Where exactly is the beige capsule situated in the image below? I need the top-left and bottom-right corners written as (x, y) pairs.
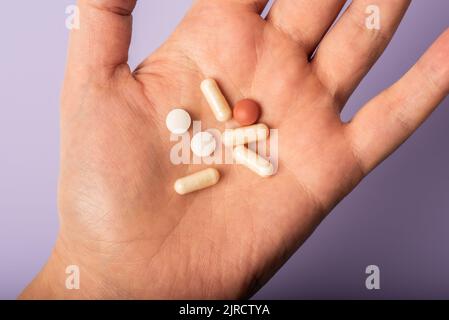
top-left (233, 145), bottom-right (274, 177)
top-left (200, 79), bottom-right (232, 122)
top-left (223, 123), bottom-right (269, 147)
top-left (174, 168), bottom-right (221, 195)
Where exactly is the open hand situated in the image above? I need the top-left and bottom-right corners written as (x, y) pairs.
top-left (21, 0), bottom-right (448, 299)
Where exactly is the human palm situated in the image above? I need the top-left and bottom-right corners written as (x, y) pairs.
top-left (22, 0), bottom-right (448, 299)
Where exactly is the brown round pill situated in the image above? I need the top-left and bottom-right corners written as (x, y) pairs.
top-left (233, 99), bottom-right (261, 126)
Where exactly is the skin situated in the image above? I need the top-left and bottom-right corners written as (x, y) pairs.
top-left (20, 0), bottom-right (448, 299)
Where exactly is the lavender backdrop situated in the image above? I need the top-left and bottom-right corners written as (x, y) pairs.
top-left (0, 0), bottom-right (447, 299)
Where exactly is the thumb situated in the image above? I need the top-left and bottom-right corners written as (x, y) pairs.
top-left (66, 0), bottom-right (137, 81)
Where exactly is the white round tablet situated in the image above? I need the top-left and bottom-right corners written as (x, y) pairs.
top-left (191, 132), bottom-right (217, 157)
top-left (166, 108), bottom-right (191, 134)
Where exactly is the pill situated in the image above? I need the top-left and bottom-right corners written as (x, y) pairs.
top-left (166, 108), bottom-right (192, 134)
top-left (200, 79), bottom-right (232, 122)
top-left (191, 131), bottom-right (217, 157)
top-left (233, 145), bottom-right (274, 177)
top-left (223, 123), bottom-right (269, 146)
top-left (174, 168), bottom-right (221, 195)
top-left (233, 99), bottom-right (261, 126)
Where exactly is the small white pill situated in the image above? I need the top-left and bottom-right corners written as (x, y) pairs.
top-left (174, 168), bottom-right (221, 195)
top-left (233, 145), bottom-right (274, 177)
top-left (223, 123), bottom-right (269, 146)
top-left (166, 108), bottom-right (192, 134)
top-left (200, 79), bottom-right (232, 122)
top-left (191, 132), bottom-right (217, 157)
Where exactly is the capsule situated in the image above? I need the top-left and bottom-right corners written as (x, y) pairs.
top-left (233, 145), bottom-right (274, 177)
top-left (174, 168), bottom-right (220, 195)
top-left (223, 123), bottom-right (269, 146)
top-left (200, 79), bottom-right (232, 122)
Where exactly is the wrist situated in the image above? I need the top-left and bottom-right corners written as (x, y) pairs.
top-left (19, 236), bottom-right (109, 299)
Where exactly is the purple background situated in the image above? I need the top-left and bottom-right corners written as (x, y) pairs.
top-left (0, 1), bottom-right (448, 299)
